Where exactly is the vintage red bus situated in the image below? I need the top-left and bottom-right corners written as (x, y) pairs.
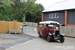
top-left (37, 21), bottom-right (65, 43)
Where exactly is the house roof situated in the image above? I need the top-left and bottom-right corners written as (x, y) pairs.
top-left (42, 0), bottom-right (75, 12)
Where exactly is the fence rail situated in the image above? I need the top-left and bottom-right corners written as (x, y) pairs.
top-left (25, 22), bottom-right (37, 27)
top-left (60, 26), bottom-right (75, 37)
top-left (0, 21), bottom-right (23, 33)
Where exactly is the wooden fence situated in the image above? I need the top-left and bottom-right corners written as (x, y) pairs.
top-left (0, 21), bottom-right (23, 33)
top-left (60, 26), bottom-right (75, 37)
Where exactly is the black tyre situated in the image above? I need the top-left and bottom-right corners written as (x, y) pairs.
top-left (38, 32), bottom-right (41, 38)
top-left (60, 37), bottom-right (64, 43)
top-left (47, 35), bottom-right (51, 42)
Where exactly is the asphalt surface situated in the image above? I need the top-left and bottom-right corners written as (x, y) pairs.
top-left (6, 26), bottom-right (74, 50)
top-left (0, 34), bottom-right (36, 50)
top-left (0, 26), bottom-right (38, 50)
top-left (6, 37), bottom-right (75, 50)
top-left (1, 26), bottom-right (75, 50)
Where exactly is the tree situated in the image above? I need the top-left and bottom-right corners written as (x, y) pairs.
top-left (11, 0), bottom-right (26, 22)
top-left (0, 0), bottom-right (44, 23)
top-left (0, 0), bottom-right (12, 21)
top-left (0, 6), bottom-right (12, 21)
top-left (25, 0), bottom-right (44, 23)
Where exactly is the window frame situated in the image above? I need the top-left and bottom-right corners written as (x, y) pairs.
top-left (49, 13), bottom-right (59, 19)
top-left (56, 13), bottom-right (59, 18)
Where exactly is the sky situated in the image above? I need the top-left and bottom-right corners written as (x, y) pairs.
top-left (35, 0), bottom-right (64, 9)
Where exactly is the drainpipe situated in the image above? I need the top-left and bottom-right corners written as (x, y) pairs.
top-left (42, 13), bottom-right (44, 22)
top-left (65, 11), bottom-right (68, 26)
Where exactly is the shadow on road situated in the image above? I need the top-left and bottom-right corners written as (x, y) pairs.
top-left (39, 38), bottom-right (62, 43)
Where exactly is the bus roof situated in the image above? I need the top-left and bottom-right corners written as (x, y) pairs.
top-left (39, 21), bottom-right (59, 24)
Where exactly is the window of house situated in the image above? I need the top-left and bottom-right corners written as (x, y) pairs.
top-left (51, 13), bottom-right (53, 18)
top-left (49, 13), bottom-right (59, 19)
top-left (49, 13), bottom-right (50, 19)
top-left (54, 13), bottom-right (57, 18)
top-left (56, 13), bottom-right (59, 18)
top-left (49, 13), bottom-right (54, 19)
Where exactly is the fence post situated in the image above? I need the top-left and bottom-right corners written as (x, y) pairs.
top-left (22, 25), bottom-right (23, 34)
top-left (32, 23), bottom-right (34, 33)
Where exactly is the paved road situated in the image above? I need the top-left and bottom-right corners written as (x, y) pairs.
top-left (6, 26), bottom-right (75, 50)
top-left (6, 37), bottom-right (75, 50)
top-left (0, 34), bottom-right (36, 50)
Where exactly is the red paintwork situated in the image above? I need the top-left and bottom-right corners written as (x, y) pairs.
top-left (49, 29), bottom-right (56, 33)
top-left (37, 24), bottom-right (60, 38)
top-left (43, 28), bottom-right (57, 37)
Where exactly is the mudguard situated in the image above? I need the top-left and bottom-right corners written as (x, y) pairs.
top-left (60, 33), bottom-right (65, 37)
top-left (48, 33), bottom-right (52, 36)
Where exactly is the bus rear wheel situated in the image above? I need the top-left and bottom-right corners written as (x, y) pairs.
top-left (47, 35), bottom-right (51, 42)
top-left (38, 32), bottom-right (41, 38)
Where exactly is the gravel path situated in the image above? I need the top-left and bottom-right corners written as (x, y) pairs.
top-left (0, 34), bottom-right (36, 50)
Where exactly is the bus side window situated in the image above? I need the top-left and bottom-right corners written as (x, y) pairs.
top-left (44, 24), bottom-right (46, 28)
top-left (46, 24), bottom-right (48, 28)
top-left (42, 24), bottom-right (44, 28)
top-left (39, 24), bottom-right (42, 28)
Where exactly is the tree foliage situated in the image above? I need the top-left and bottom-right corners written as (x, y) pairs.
top-left (0, 0), bottom-right (11, 21)
top-left (0, 0), bottom-right (44, 23)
